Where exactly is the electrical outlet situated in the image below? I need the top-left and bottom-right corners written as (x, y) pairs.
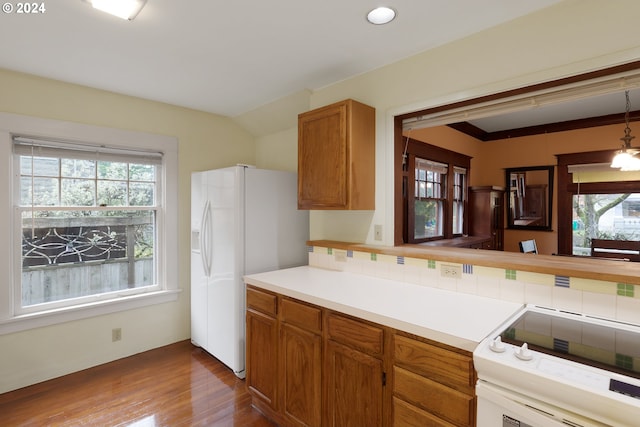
top-left (374, 224), bottom-right (383, 241)
top-left (441, 264), bottom-right (462, 279)
top-left (112, 328), bottom-right (122, 342)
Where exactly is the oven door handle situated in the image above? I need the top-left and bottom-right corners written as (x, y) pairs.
top-left (476, 381), bottom-right (608, 427)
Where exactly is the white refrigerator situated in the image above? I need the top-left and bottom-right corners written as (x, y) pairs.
top-left (190, 165), bottom-right (309, 378)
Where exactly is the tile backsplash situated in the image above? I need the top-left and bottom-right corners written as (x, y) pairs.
top-left (307, 244), bottom-right (640, 325)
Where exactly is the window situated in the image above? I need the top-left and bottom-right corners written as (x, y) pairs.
top-left (414, 158), bottom-right (446, 239)
top-left (0, 112), bottom-right (178, 335)
top-left (402, 139), bottom-right (471, 244)
top-left (15, 137), bottom-right (162, 313)
top-left (558, 152), bottom-right (640, 256)
top-left (572, 193), bottom-right (640, 256)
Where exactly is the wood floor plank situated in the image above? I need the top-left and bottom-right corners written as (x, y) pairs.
top-left (0, 340), bottom-right (275, 427)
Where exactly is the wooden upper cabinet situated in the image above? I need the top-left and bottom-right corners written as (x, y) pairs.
top-left (298, 99), bottom-right (375, 210)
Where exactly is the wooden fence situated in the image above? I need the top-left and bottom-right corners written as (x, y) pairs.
top-left (21, 258), bottom-right (153, 306)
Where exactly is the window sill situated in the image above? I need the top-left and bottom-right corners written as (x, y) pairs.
top-left (0, 289), bottom-right (181, 336)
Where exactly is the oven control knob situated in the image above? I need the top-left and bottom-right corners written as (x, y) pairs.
top-left (489, 336), bottom-right (506, 353)
top-left (515, 343), bottom-right (533, 361)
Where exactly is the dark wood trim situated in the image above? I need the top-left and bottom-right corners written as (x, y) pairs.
top-left (404, 138), bottom-right (471, 244)
top-left (446, 121), bottom-right (488, 140)
top-left (505, 166), bottom-right (554, 232)
top-left (408, 139), bottom-right (472, 166)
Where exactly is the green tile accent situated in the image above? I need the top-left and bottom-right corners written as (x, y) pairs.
top-left (370, 253), bottom-right (377, 261)
top-left (327, 248), bottom-right (333, 255)
top-left (616, 353), bottom-right (634, 370)
top-left (427, 259), bottom-right (436, 269)
top-left (617, 283), bottom-right (635, 297)
top-left (505, 269), bottom-right (517, 280)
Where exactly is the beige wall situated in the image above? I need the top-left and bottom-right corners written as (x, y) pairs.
top-left (0, 69), bottom-right (255, 393)
top-left (255, 127), bottom-right (299, 172)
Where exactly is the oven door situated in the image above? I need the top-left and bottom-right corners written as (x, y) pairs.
top-left (476, 381), bottom-right (608, 427)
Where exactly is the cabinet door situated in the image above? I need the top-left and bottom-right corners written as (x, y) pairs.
top-left (325, 340), bottom-right (384, 427)
top-left (298, 102), bottom-right (348, 209)
top-left (281, 323), bottom-right (322, 427)
top-left (469, 187), bottom-right (504, 251)
top-left (246, 309), bottom-right (278, 410)
top-left (298, 99), bottom-right (375, 210)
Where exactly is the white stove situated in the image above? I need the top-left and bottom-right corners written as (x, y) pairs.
top-left (474, 305), bottom-right (640, 426)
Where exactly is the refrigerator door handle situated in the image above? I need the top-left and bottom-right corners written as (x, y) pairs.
top-left (201, 200), bottom-right (212, 277)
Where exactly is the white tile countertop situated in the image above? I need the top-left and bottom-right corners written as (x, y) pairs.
top-left (244, 266), bottom-right (523, 352)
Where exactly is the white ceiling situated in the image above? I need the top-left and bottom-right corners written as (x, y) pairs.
top-left (0, 0), bottom-right (562, 118)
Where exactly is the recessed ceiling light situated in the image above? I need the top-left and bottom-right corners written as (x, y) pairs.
top-left (367, 7), bottom-right (396, 25)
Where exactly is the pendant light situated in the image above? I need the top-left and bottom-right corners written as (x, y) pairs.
top-left (610, 90), bottom-right (640, 171)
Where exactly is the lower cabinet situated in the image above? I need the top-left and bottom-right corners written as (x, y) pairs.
top-left (325, 340), bottom-right (385, 426)
top-left (280, 298), bottom-right (323, 427)
top-left (325, 312), bottom-right (386, 427)
top-left (246, 286), bottom-right (477, 427)
top-left (246, 289), bottom-right (278, 412)
top-left (393, 333), bottom-right (476, 427)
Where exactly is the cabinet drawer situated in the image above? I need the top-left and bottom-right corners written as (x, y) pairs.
top-left (281, 297), bottom-right (322, 333)
top-left (327, 313), bottom-right (384, 356)
top-left (393, 366), bottom-right (474, 427)
top-left (392, 397), bottom-right (457, 427)
top-left (247, 287), bottom-right (277, 316)
top-left (394, 335), bottom-right (474, 393)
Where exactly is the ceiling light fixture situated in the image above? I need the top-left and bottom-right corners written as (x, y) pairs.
top-left (610, 90), bottom-right (640, 171)
top-left (367, 7), bottom-right (396, 25)
top-left (84, 0), bottom-right (147, 20)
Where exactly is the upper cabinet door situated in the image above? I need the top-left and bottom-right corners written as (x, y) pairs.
top-left (298, 99), bottom-right (375, 210)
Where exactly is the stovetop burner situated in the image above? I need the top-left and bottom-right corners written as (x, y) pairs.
top-left (498, 307), bottom-right (640, 379)
top-left (474, 305), bottom-right (640, 426)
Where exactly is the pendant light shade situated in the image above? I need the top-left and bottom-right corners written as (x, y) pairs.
top-left (611, 90), bottom-right (640, 171)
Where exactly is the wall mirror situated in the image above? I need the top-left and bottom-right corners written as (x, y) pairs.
top-left (506, 166), bottom-right (554, 231)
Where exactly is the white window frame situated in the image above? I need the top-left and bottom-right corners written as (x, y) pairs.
top-left (0, 112), bottom-right (179, 335)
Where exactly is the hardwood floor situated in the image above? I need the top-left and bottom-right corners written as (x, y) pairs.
top-left (0, 340), bottom-right (276, 427)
